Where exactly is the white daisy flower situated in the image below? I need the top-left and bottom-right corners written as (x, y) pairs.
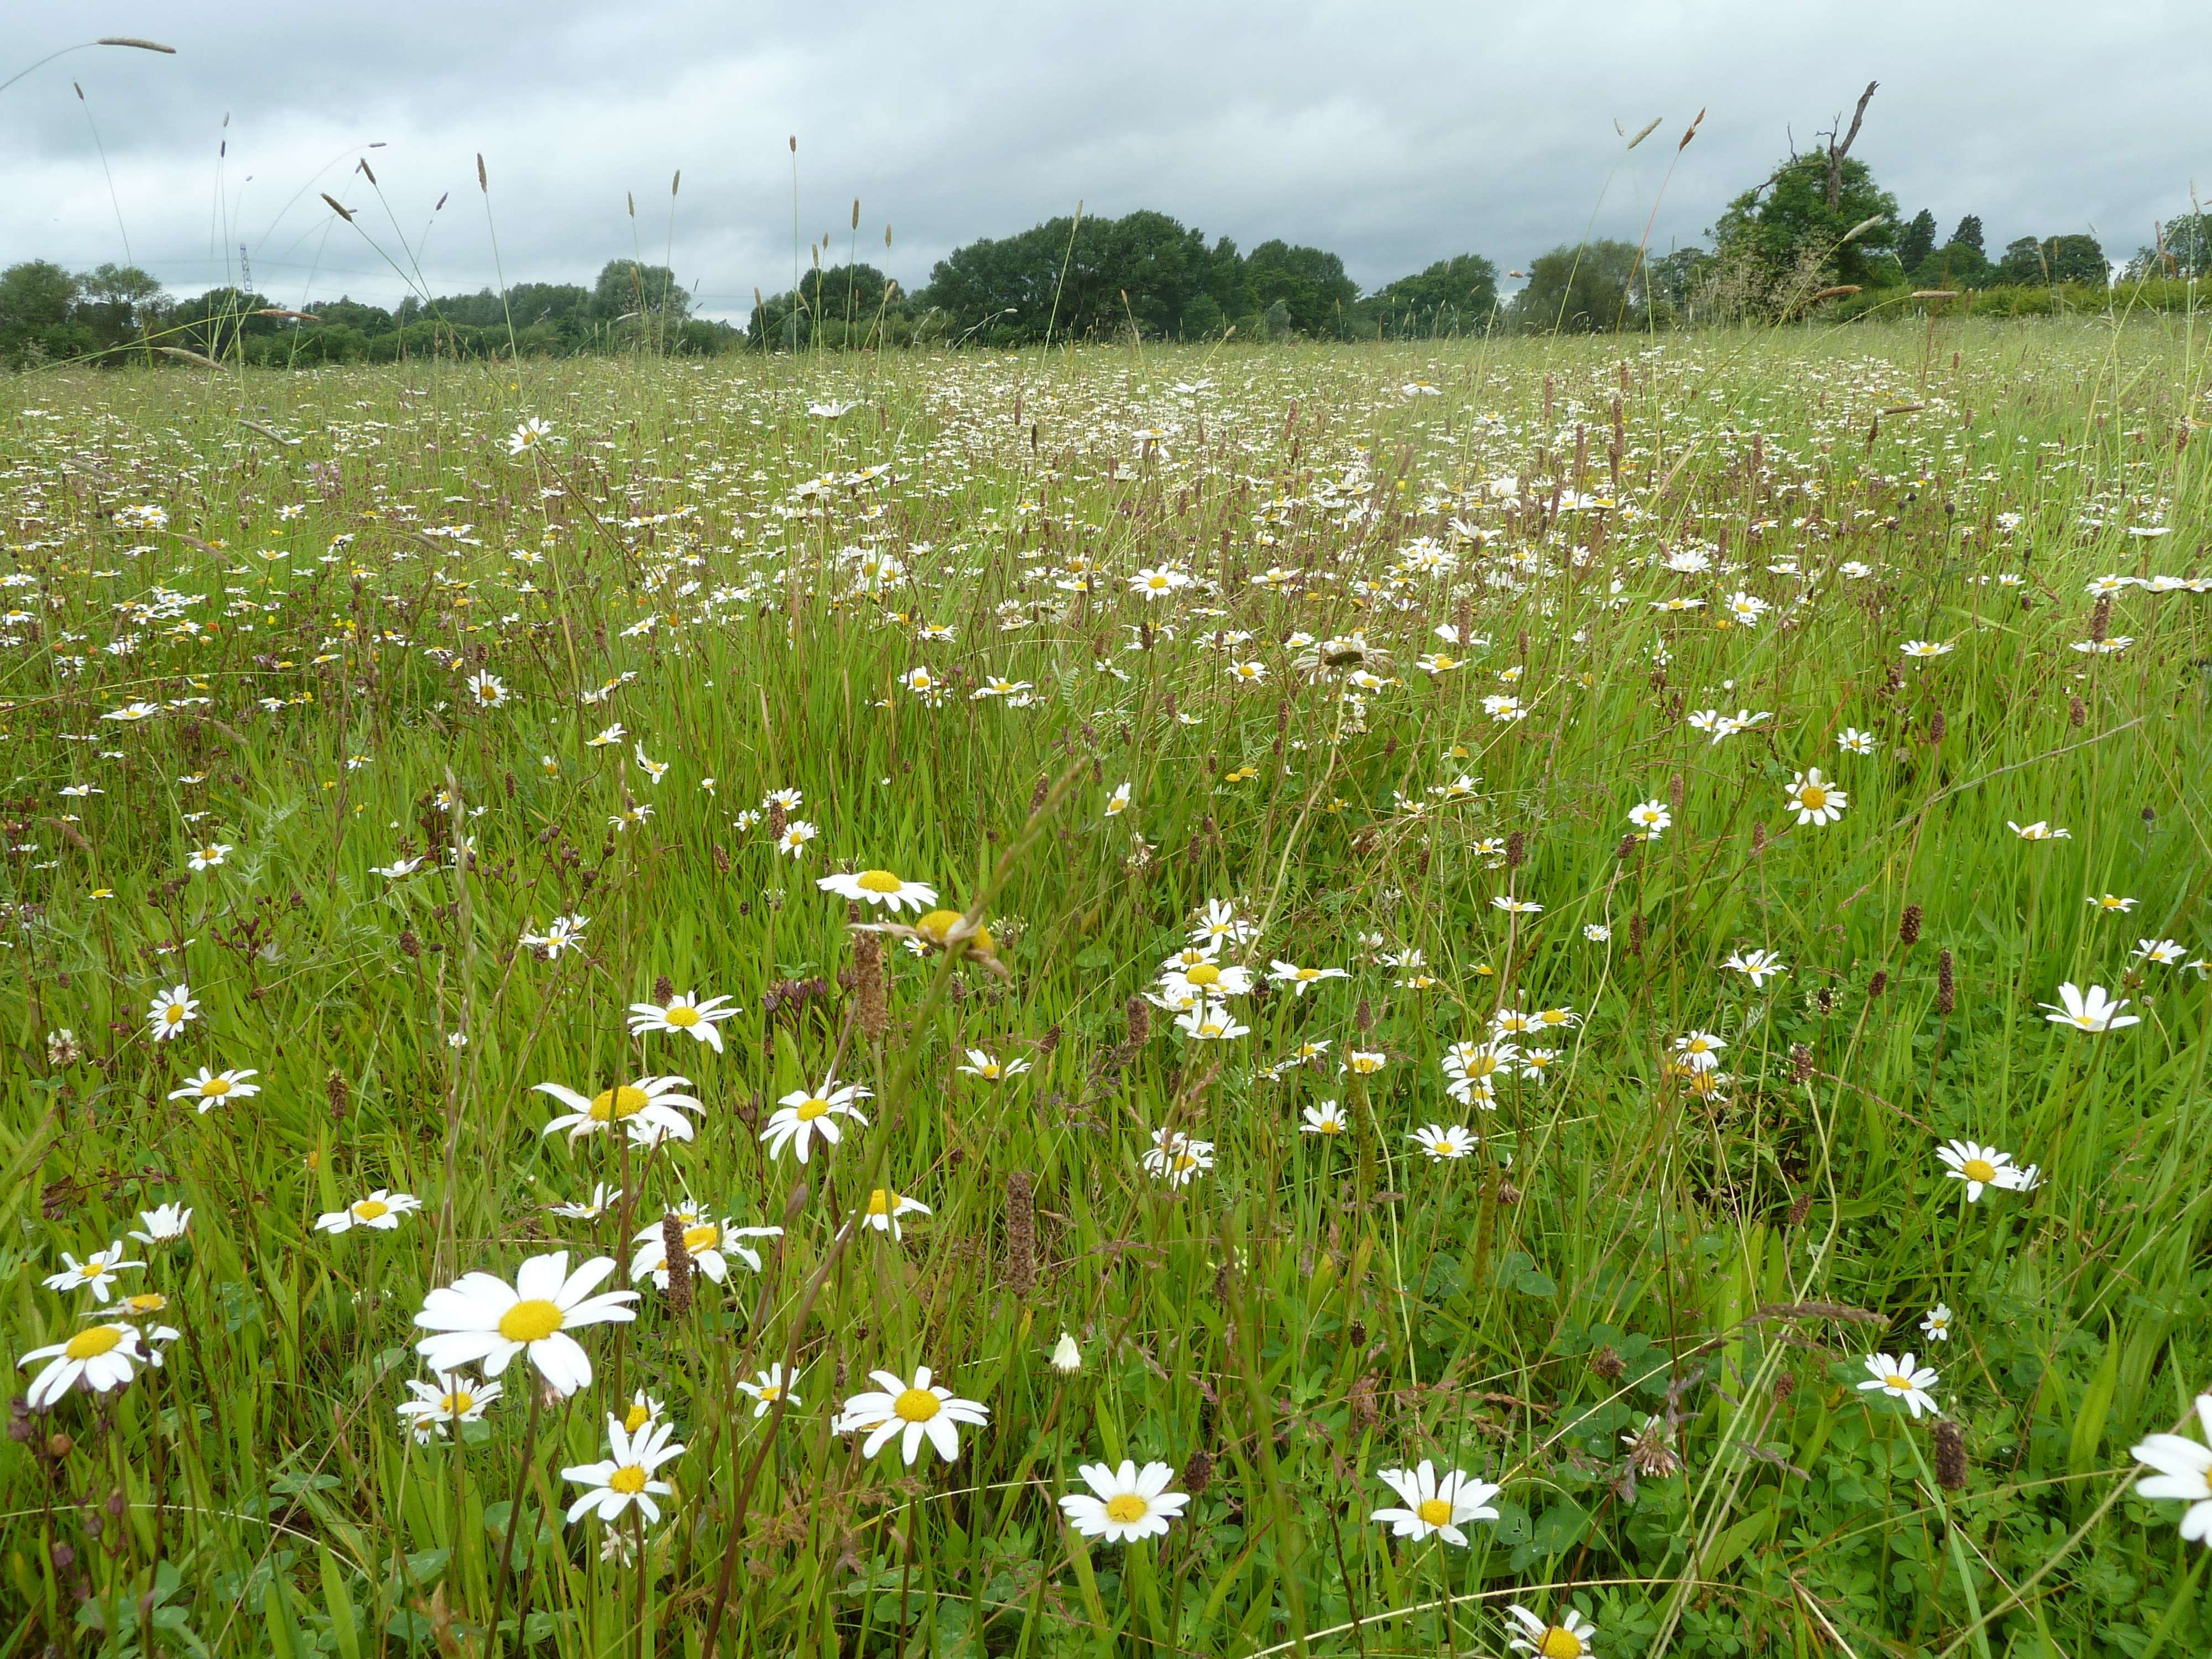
top-left (535, 1076), bottom-right (703, 1146)
top-left (817, 868), bottom-right (939, 912)
top-left (625, 992), bottom-right (741, 1051)
top-left (1858, 1351), bottom-right (1939, 1417)
top-left (1368, 1460), bottom-right (1500, 1546)
top-left (2132, 1394), bottom-right (2212, 1545)
top-left (18, 1321), bottom-right (171, 1409)
top-left (166, 1066), bottom-right (260, 1112)
top-left (2039, 982), bottom-right (2140, 1032)
top-left (413, 1251), bottom-right (638, 1396)
top-left (395, 1375), bottom-right (500, 1443)
top-left (760, 1078), bottom-right (872, 1164)
top-left (316, 1190), bottom-right (422, 1234)
top-left (834, 1365), bottom-right (989, 1464)
top-left (1060, 1460), bottom-right (1190, 1544)
top-left (44, 1243), bottom-right (144, 1304)
top-left (562, 1416), bottom-right (685, 1527)
top-left (145, 984), bottom-right (199, 1042)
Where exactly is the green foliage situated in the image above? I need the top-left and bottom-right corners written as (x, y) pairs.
top-left (1712, 152), bottom-right (1900, 286)
top-left (1509, 239), bottom-right (1647, 332)
top-left (1897, 209), bottom-right (1938, 273)
top-left (1362, 254), bottom-right (1500, 337)
top-left (1243, 239), bottom-right (1360, 338)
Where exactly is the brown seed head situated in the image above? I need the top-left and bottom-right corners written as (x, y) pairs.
top-left (852, 930), bottom-right (888, 1039)
top-left (659, 1213), bottom-right (693, 1316)
top-left (1004, 1170), bottom-right (1036, 1296)
top-left (1180, 1447), bottom-right (1214, 1499)
top-left (1785, 1184), bottom-right (1814, 1225)
top-left (1592, 1345), bottom-right (1626, 1383)
top-left (1937, 948), bottom-right (1955, 1015)
top-left (1934, 1419), bottom-right (1968, 1490)
top-left (1899, 904), bottom-right (1922, 947)
top-left (653, 974), bottom-right (674, 1008)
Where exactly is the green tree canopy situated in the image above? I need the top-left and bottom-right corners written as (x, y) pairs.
top-left (1509, 239), bottom-right (1647, 333)
top-left (1711, 152), bottom-right (1899, 286)
top-left (1949, 215), bottom-right (1985, 256)
top-left (915, 211), bottom-right (1222, 345)
top-left (589, 260), bottom-right (689, 322)
top-left (1363, 254), bottom-right (1500, 336)
top-left (1244, 240), bottom-right (1360, 338)
top-left (1897, 210), bottom-right (1937, 273)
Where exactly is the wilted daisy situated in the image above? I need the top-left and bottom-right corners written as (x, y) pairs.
top-left (1858, 1352), bottom-right (1939, 1417)
top-left (957, 1048), bottom-right (1031, 1080)
top-left (562, 1416), bottom-right (685, 1527)
top-left (736, 1364), bottom-right (801, 1418)
top-left (1936, 1139), bottom-right (2018, 1202)
top-left (760, 1078), bottom-right (871, 1164)
top-left (1784, 769), bottom-right (1847, 826)
top-left (166, 1066), bottom-right (259, 1112)
top-left (44, 1243), bottom-right (144, 1303)
top-left (859, 1187), bottom-right (932, 1241)
top-left (146, 985), bottom-right (199, 1042)
top-left (1411, 1124), bottom-right (1478, 1161)
top-left (1142, 1128), bottom-right (1214, 1186)
top-left (818, 868), bottom-right (938, 912)
top-left (2132, 1395), bottom-right (2212, 1545)
top-left (1369, 1461), bottom-right (1501, 1546)
top-left (395, 1375), bottom-right (500, 1443)
top-left (1921, 1303), bottom-right (1954, 1343)
top-left (625, 992), bottom-right (740, 1051)
top-left (19, 1321), bottom-right (169, 1410)
top-left (1505, 1604), bottom-right (1600, 1658)
top-left (128, 1204), bottom-right (192, 1246)
top-left (1300, 1100), bottom-right (1348, 1136)
top-left (2007, 820), bottom-right (2070, 841)
top-left (1267, 960), bottom-right (1349, 995)
top-left (536, 1076), bottom-right (703, 1145)
top-left (414, 1251), bottom-right (638, 1396)
top-left (1061, 1460), bottom-right (1190, 1544)
top-left (1721, 948), bottom-right (1787, 987)
top-left (316, 1191), bottom-right (422, 1234)
top-left (835, 1365), bottom-right (989, 1464)
top-left (2039, 982), bottom-right (2140, 1032)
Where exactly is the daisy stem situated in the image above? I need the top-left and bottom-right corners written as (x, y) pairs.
top-left (487, 1380), bottom-right (543, 1655)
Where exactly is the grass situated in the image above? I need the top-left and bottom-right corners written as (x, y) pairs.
top-left (2, 313), bottom-right (2209, 1658)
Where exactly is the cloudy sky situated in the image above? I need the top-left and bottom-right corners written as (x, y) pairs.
top-left (4, 1), bottom-right (2204, 320)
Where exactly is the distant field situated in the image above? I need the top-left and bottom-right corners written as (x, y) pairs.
top-left (2, 317), bottom-right (2208, 1657)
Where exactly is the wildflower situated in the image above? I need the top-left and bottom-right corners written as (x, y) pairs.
top-left (536, 1076), bottom-right (703, 1145)
top-left (19, 1322), bottom-right (169, 1410)
top-left (1672, 1030), bottom-right (1726, 1072)
top-left (1131, 566), bottom-right (1192, 599)
top-left (187, 842), bottom-right (232, 871)
top-left (736, 1364), bottom-right (801, 1417)
top-left (760, 1078), bottom-right (871, 1163)
top-left (2135, 938), bottom-right (2186, 966)
top-left (508, 417), bottom-right (552, 455)
top-left (1049, 1332), bottom-right (1083, 1374)
top-left (1103, 782), bottom-right (1133, 820)
top-left (1174, 1003), bottom-right (1249, 1041)
top-left (1492, 895), bottom-right (1542, 915)
top-left (1583, 924), bottom-right (1612, 942)
top-left (770, 819), bottom-right (820, 858)
top-left (1163, 959), bottom-right (1254, 998)
top-left (1785, 768), bottom-right (1848, 826)
top-left (1858, 1352), bottom-right (1939, 1417)
top-left (562, 1416), bottom-right (685, 1527)
top-left (519, 913), bottom-right (589, 957)
top-left (957, 1049), bottom-right (1031, 1080)
top-left (146, 984), bottom-right (199, 1042)
top-left (44, 1244), bottom-right (144, 1304)
top-left (633, 742), bottom-right (670, 785)
top-left (1721, 948), bottom-right (1787, 987)
top-left (128, 1204), bottom-right (192, 1246)
top-left (373, 855), bottom-right (425, 879)
top-left (1190, 899), bottom-right (1258, 948)
top-left (1900, 639), bottom-right (1954, 659)
top-left (834, 1365), bottom-right (989, 1464)
top-left (1836, 727), bottom-right (1880, 754)
top-left (550, 1184), bottom-right (622, 1220)
top-left (818, 868), bottom-right (938, 913)
top-left (586, 723), bottom-right (625, 748)
top-left (1345, 1048), bottom-right (1387, 1077)
top-left (1444, 1041), bottom-right (1513, 1103)
top-left (396, 1375), bottom-right (500, 1443)
top-left (1936, 1139), bottom-right (2018, 1202)
top-left (1369, 1461), bottom-right (1501, 1546)
top-left (1412, 1124), bottom-right (1478, 1161)
top-left (625, 992), bottom-right (741, 1052)
top-left (1627, 800), bottom-right (1671, 836)
top-left (1921, 1303), bottom-right (1953, 1343)
top-left (1621, 1415), bottom-right (1681, 1478)
top-left (316, 1191), bottom-right (422, 1234)
top-left (46, 1029), bottom-right (81, 1066)
top-left (629, 1212), bottom-right (780, 1287)
top-left (1506, 1605), bottom-right (1600, 1658)
top-left (1267, 960), bottom-right (1349, 995)
top-left (2007, 821), bottom-right (2070, 840)
top-left (414, 1251), bottom-right (638, 1396)
top-left (1141, 1128), bottom-right (1215, 1186)
top-left (166, 1066), bottom-right (260, 1112)
top-left (2131, 1395), bottom-right (2212, 1545)
top-left (1061, 1460), bottom-right (1191, 1544)
top-left (1300, 1100), bottom-right (1348, 1136)
top-left (860, 1187), bottom-right (932, 1241)
top-left (2087, 894), bottom-right (2138, 914)
top-left (2039, 982), bottom-right (2140, 1032)
top-left (465, 671), bottom-right (510, 708)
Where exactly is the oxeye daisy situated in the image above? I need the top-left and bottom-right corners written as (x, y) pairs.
top-left (776, 819), bottom-right (820, 855)
top-left (395, 1375), bottom-right (501, 1443)
top-left (1411, 1123), bottom-right (1478, 1161)
top-left (128, 1204), bottom-right (192, 1246)
top-left (535, 1076), bottom-right (703, 1146)
top-left (737, 1363), bottom-right (801, 1418)
top-left (44, 1243), bottom-right (144, 1303)
top-left (1784, 768), bottom-right (1847, 826)
top-left (18, 1321), bottom-right (170, 1410)
top-left (413, 1251), bottom-right (638, 1396)
top-left (562, 1416), bottom-right (685, 1527)
top-left (1267, 960), bottom-right (1350, 995)
top-left (146, 984), bottom-right (199, 1042)
top-left (1173, 1003), bottom-right (1249, 1041)
top-left (1721, 948), bottom-right (1787, 987)
top-left (166, 1066), bottom-right (260, 1112)
top-left (859, 1187), bottom-right (932, 1241)
top-left (1369, 1460), bottom-right (1500, 1546)
top-left (1164, 961), bottom-right (1254, 999)
top-left (1900, 639), bottom-right (1954, 659)
top-left (2006, 820), bottom-right (2069, 841)
top-left (1103, 782), bottom-right (1132, 817)
top-left (2039, 982), bottom-right (2139, 1032)
top-left (628, 1210), bottom-right (781, 1288)
top-left (817, 868), bottom-right (938, 913)
top-left (1300, 1100), bottom-right (1348, 1136)
top-left (1141, 1128), bottom-right (1214, 1186)
top-left (1858, 1351), bottom-right (1939, 1417)
top-left (1835, 727), bottom-right (1879, 754)
top-left (186, 841), bottom-right (233, 872)
top-left (2132, 1394), bottom-right (2212, 1545)
top-left (914, 909), bottom-right (997, 954)
top-left (760, 1078), bottom-right (871, 1164)
top-left (834, 1365), bottom-right (989, 1464)
top-left (1921, 1303), bottom-right (1953, 1343)
top-left (1627, 799), bottom-right (1671, 836)
top-left (1505, 1604), bottom-right (1601, 1658)
top-left (957, 1048), bottom-right (1031, 1080)
top-left (1935, 1138), bottom-right (2017, 1201)
top-left (316, 1190), bottom-right (422, 1234)
top-left (625, 992), bottom-right (741, 1051)
top-left (1060, 1460), bottom-right (1190, 1543)
top-left (1672, 1030), bottom-right (1726, 1072)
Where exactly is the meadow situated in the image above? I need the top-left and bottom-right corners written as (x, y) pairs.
top-left (1, 314), bottom-right (2209, 1657)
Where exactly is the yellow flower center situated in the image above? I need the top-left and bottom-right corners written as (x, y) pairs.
top-left (164, 1005), bottom-right (185, 1024)
top-left (588, 1086), bottom-right (649, 1121)
top-left (1799, 785), bottom-right (1828, 808)
top-left (65, 1326), bottom-right (125, 1360)
top-left (1296, 967), bottom-right (1321, 981)
top-left (353, 1199), bottom-right (389, 1220)
top-left (682, 1223), bottom-right (719, 1253)
top-left (625, 1402), bottom-right (652, 1433)
top-left (1185, 963), bottom-right (1222, 987)
top-left (608, 1465), bottom-right (648, 1494)
top-left (1539, 1629), bottom-right (1586, 1659)
top-left (1105, 1494), bottom-right (1150, 1524)
top-left (1884, 1374), bottom-right (1914, 1392)
top-left (665, 1005), bottom-right (700, 1027)
top-left (1962, 1157), bottom-right (1996, 1183)
top-left (893, 1387), bottom-right (941, 1422)
top-left (1417, 1498), bottom-right (1454, 1526)
top-left (498, 1298), bottom-right (564, 1343)
top-left (200, 1076), bottom-right (231, 1096)
top-left (446, 1392), bottom-right (475, 1416)
top-left (867, 1190), bottom-right (899, 1215)
top-left (122, 1293), bottom-right (166, 1314)
top-left (1172, 1151), bottom-right (1201, 1171)
top-left (857, 869), bottom-right (904, 893)
top-left (795, 1098), bottom-right (829, 1121)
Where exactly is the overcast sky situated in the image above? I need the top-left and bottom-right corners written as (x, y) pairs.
top-left (3, 1), bottom-right (2204, 321)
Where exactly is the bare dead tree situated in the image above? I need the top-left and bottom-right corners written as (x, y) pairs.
top-left (1824, 82), bottom-right (1879, 209)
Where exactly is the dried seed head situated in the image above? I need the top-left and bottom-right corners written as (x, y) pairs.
top-left (1771, 1369), bottom-right (1796, 1406)
top-left (852, 930), bottom-right (888, 1039)
top-left (398, 929), bottom-right (421, 959)
top-left (1181, 1447), bottom-right (1214, 1498)
top-left (1933, 1419), bottom-right (1968, 1490)
top-left (1592, 1345), bottom-right (1626, 1383)
top-left (1615, 833), bottom-right (1638, 862)
top-left (659, 1212), bottom-right (693, 1317)
top-left (653, 974), bottom-right (675, 1008)
top-left (1004, 1170), bottom-right (1036, 1296)
top-left (1750, 820), bottom-right (1766, 859)
top-left (1037, 1024), bottom-right (1061, 1056)
top-left (1496, 1177), bottom-right (1522, 1205)
top-left (1785, 1185), bottom-right (1814, 1225)
top-left (1028, 775), bottom-right (1050, 819)
top-left (2091, 592), bottom-right (2111, 644)
top-left (1815, 987), bottom-right (1833, 1016)
top-left (1899, 904), bottom-right (1922, 947)
top-left (327, 1070), bottom-right (350, 1121)
top-left (713, 842), bottom-right (731, 874)
top-left (2069, 694), bottom-right (2086, 728)
top-left (1354, 998), bottom-right (1374, 1033)
top-left (1668, 772), bottom-right (1684, 815)
top-left (766, 798), bottom-right (787, 843)
top-left (1505, 830), bottom-right (1526, 870)
top-left (1124, 995), bottom-right (1150, 1046)
top-left (1937, 948), bottom-right (1955, 1015)
top-left (1790, 1043), bottom-right (1814, 1082)
top-left (1627, 912), bottom-right (1645, 957)
top-left (1928, 709), bottom-right (1946, 745)
top-left (1867, 969), bottom-right (1888, 999)
top-left (1626, 1415), bottom-right (1682, 1478)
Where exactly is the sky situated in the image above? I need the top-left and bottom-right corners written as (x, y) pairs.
top-left (3, 1), bottom-right (2205, 322)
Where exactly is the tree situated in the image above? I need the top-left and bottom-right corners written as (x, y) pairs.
top-left (76, 263), bottom-right (165, 347)
top-left (1911, 237), bottom-right (1991, 290)
top-left (1949, 216), bottom-right (1984, 258)
top-left (2127, 211), bottom-right (2212, 279)
top-left (2041, 234), bottom-right (2107, 285)
top-left (1711, 153), bottom-right (1899, 288)
top-left (0, 260), bottom-right (88, 365)
top-left (916, 211), bottom-right (1219, 345)
top-left (1244, 241), bottom-right (1359, 338)
top-left (1897, 210), bottom-right (1937, 274)
top-left (589, 260), bottom-right (689, 323)
top-left (1363, 254), bottom-right (1500, 336)
top-left (1510, 240), bottom-right (1647, 333)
